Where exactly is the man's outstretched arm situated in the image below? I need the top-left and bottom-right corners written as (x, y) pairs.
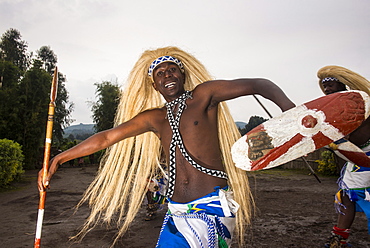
top-left (37, 110), bottom-right (156, 191)
top-left (198, 78), bottom-right (296, 111)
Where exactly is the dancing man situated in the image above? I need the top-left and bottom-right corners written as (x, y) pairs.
top-left (38, 46), bottom-right (294, 247)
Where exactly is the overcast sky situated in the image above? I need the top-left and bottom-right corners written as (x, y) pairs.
top-left (1, 0), bottom-right (370, 125)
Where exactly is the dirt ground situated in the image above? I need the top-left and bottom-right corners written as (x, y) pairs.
top-left (0, 165), bottom-right (369, 248)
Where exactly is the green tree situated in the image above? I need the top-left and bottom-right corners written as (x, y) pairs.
top-left (36, 46), bottom-right (57, 74)
top-left (0, 61), bottom-right (22, 140)
top-left (18, 60), bottom-right (51, 168)
top-left (0, 28), bottom-right (30, 72)
top-left (53, 72), bottom-right (74, 145)
top-left (316, 150), bottom-right (338, 176)
top-left (0, 29), bottom-right (27, 141)
top-left (91, 81), bottom-right (120, 132)
top-left (0, 138), bottom-right (25, 187)
top-left (36, 46), bottom-right (74, 145)
top-left (239, 115), bottom-right (268, 135)
top-left (0, 29), bottom-right (74, 168)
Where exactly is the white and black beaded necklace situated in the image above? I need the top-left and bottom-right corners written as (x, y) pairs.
top-left (165, 91), bottom-right (228, 198)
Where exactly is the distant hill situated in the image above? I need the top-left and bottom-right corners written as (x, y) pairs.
top-left (235, 121), bottom-right (247, 129)
top-left (63, 123), bottom-right (95, 139)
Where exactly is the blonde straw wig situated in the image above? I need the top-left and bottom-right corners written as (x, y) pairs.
top-left (75, 46), bottom-right (253, 246)
top-left (318, 65), bottom-right (370, 96)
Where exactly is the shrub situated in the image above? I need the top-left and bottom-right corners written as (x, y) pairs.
top-left (0, 139), bottom-right (25, 187)
top-left (316, 150), bottom-right (338, 176)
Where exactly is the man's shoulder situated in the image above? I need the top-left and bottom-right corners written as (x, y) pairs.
top-left (191, 80), bottom-right (216, 95)
top-left (139, 106), bottom-right (166, 119)
top-left (191, 79), bottom-right (227, 99)
top-left (131, 107), bottom-right (166, 129)
top-left (192, 79), bottom-right (230, 93)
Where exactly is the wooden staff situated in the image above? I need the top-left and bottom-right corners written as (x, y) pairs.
top-left (253, 95), bottom-right (321, 183)
top-left (34, 67), bottom-right (58, 247)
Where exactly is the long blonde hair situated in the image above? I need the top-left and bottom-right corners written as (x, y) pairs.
top-left (318, 65), bottom-right (370, 95)
top-left (75, 46), bottom-right (253, 246)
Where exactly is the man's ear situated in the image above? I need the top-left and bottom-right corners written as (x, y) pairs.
top-left (152, 82), bottom-right (158, 91)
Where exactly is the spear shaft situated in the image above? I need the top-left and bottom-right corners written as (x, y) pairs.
top-left (34, 67), bottom-right (58, 247)
top-left (252, 95), bottom-right (321, 183)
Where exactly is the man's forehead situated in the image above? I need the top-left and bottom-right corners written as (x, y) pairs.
top-left (322, 80), bottom-right (340, 86)
top-left (153, 62), bottom-right (179, 71)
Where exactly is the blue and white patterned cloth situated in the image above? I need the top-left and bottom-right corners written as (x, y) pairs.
top-left (156, 186), bottom-right (239, 248)
top-left (335, 140), bottom-right (370, 233)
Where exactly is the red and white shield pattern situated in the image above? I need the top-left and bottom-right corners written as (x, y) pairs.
top-left (232, 90), bottom-right (370, 171)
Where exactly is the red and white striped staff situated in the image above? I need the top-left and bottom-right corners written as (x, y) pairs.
top-left (34, 67), bottom-right (58, 248)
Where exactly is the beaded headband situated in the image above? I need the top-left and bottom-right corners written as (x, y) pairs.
top-left (321, 77), bottom-right (340, 83)
top-left (148, 55), bottom-right (184, 78)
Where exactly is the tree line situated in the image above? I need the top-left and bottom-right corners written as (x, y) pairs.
top-left (0, 28), bottom-right (121, 170)
top-left (0, 28), bottom-right (74, 168)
